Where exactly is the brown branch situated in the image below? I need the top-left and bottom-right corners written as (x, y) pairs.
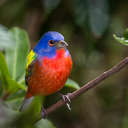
top-left (35, 57), bottom-right (128, 123)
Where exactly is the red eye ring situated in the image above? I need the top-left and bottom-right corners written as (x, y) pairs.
top-left (48, 40), bottom-right (55, 47)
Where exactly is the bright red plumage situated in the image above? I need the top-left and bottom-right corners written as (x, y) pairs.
top-left (26, 49), bottom-right (72, 98)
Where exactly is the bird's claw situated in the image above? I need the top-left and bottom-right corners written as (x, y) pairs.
top-left (62, 94), bottom-right (71, 111)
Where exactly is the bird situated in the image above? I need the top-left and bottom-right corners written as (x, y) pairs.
top-left (20, 31), bottom-right (72, 117)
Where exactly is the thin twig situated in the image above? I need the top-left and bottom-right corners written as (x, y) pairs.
top-left (35, 57), bottom-right (128, 123)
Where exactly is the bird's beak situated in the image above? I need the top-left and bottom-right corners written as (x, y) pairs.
top-left (56, 40), bottom-right (68, 49)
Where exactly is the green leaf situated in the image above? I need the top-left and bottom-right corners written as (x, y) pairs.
top-left (114, 28), bottom-right (128, 46)
top-left (0, 25), bottom-right (15, 50)
top-left (8, 79), bottom-right (26, 92)
top-left (0, 52), bottom-right (26, 93)
top-left (113, 34), bottom-right (128, 46)
top-left (64, 78), bottom-right (80, 90)
top-left (0, 101), bottom-right (19, 127)
top-left (0, 52), bottom-right (11, 90)
top-left (0, 72), bottom-right (4, 96)
top-left (5, 27), bottom-right (30, 81)
top-left (0, 52), bottom-right (10, 78)
top-left (36, 119), bottom-right (56, 128)
top-left (123, 28), bottom-right (128, 39)
top-left (0, 26), bottom-right (28, 93)
top-left (5, 97), bottom-right (24, 111)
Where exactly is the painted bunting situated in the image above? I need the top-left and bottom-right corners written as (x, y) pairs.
top-left (20, 31), bottom-right (72, 116)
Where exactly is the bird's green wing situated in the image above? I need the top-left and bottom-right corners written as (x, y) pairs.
top-left (25, 50), bottom-right (37, 85)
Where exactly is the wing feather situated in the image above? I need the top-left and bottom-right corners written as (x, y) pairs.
top-left (25, 50), bottom-right (37, 85)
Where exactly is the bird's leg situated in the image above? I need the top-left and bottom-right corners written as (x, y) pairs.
top-left (58, 93), bottom-right (71, 111)
top-left (19, 98), bottom-right (27, 112)
top-left (41, 105), bottom-right (47, 119)
top-left (19, 97), bottom-right (34, 112)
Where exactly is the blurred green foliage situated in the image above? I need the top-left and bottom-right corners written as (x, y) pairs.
top-left (0, 0), bottom-right (128, 128)
top-left (114, 29), bottom-right (128, 46)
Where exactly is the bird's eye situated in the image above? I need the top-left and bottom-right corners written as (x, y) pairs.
top-left (48, 40), bottom-right (55, 47)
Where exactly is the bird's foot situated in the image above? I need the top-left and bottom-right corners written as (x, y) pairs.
top-left (41, 106), bottom-right (47, 119)
top-left (59, 93), bottom-right (71, 111)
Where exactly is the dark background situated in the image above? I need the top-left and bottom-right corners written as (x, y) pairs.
top-left (1, 0), bottom-right (128, 128)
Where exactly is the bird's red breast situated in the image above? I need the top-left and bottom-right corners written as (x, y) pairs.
top-left (26, 49), bottom-right (72, 98)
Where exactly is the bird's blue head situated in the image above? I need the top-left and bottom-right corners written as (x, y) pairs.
top-left (34, 31), bottom-right (68, 58)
